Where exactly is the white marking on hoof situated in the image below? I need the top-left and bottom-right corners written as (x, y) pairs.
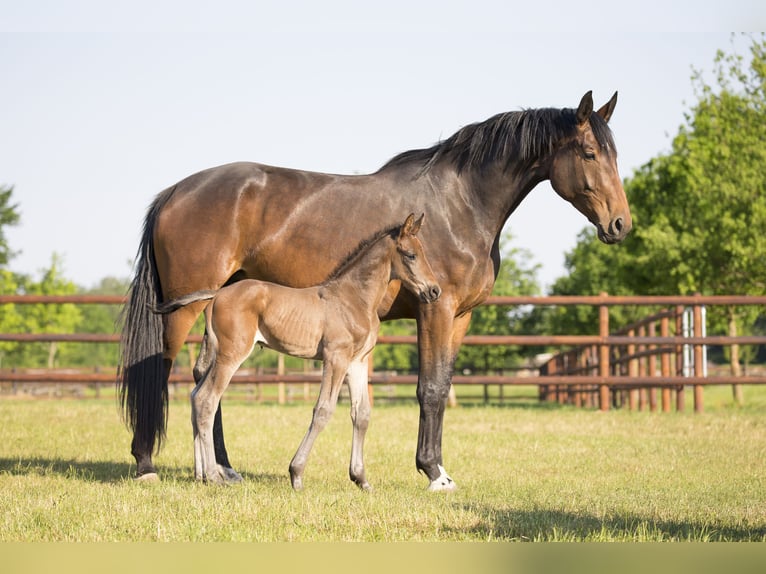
top-left (427, 465), bottom-right (457, 492)
top-left (135, 472), bottom-right (159, 482)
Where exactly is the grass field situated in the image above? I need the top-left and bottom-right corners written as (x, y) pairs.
top-left (1, 385), bottom-right (765, 542)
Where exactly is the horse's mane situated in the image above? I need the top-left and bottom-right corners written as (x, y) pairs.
top-left (379, 107), bottom-right (616, 175)
top-left (323, 223), bottom-right (400, 283)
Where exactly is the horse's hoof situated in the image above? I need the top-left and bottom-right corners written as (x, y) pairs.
top-left (222, 467), bottom-right (244, 484)
top-left (135, 472), bottom-right (159, 482)
top-left (291, 475), bottom-right (304, 491)
top-left (427, 465), bottom-right (456, 492)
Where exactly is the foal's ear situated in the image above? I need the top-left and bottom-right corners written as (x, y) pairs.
top-left (575, 90), bottom-right (594, 126)
top-left (400, 212), bottom-right (424, 238)
top-left (596, 91), bottom-right (618, 123)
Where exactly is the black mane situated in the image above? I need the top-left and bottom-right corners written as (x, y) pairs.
top-left (324, 223), bottom-right (400, 283)
top-left (379, 107), bottom-right (616, 175)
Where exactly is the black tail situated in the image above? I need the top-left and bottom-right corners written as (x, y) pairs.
top-left (117, 187), bottom-right (175, 455)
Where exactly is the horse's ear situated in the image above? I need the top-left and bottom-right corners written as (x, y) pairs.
top-left (596, 91), bottom-right (618, 123)
top-left (576, 91), bottom-right (594, 126)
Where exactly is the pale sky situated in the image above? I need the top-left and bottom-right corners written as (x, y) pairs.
top-left (1, 2), bottom-right (764, 290)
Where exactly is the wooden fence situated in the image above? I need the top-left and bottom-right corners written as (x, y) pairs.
top-left (2, 293), bottom-right (766, 412)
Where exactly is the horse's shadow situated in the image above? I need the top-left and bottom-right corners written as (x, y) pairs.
top-left (448, 503), bottom-right (766, 542)
top-left (0, 457), bottom-right (283, 485)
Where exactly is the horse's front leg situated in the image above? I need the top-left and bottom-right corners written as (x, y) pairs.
top-left (415, 305), bottom-right (472, 492)
top-left (346, 358), bottom-right (372, 491)
top-left (289, 357), bottom-right (348, 490)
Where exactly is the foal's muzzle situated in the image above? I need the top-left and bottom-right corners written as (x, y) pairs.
top-left (420, 284), bottom-right (442, 304)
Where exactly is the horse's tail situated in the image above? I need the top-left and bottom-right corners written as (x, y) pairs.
top-left (117, 187), bottom-right (175, 455)
top-left (152, 290), bottom-right (217, 314)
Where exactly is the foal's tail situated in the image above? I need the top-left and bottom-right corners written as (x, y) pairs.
top-left (118, 188), bottom-right (175, 455)
top-left (152, 290), bottom-right (217, 314)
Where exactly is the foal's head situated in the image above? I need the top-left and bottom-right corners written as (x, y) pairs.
top-left (392, 213), bottom-right (441, 304)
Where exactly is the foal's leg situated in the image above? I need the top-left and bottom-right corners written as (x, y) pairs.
top-left (193, 332), bottom-right (242, 483)
top-left (192, 355), bottom-right (242, 484)
top-left (346, 358), bottom-right (372, 491)
top-left (289, 358), bottom-right (348, 490)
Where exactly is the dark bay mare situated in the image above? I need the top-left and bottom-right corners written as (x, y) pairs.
top-left (120, 91), bottom-right (632, 490)
top-left (154, 213), bottom-right (440, 490)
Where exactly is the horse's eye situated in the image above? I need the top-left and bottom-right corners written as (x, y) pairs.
top-left (403, 251), bottom-right (416, 261)
top-left (584, 150), bottom-right (596, 160)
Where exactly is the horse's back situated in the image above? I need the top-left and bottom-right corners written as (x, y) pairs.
top-left (152, 161), bottom-right (408, 296)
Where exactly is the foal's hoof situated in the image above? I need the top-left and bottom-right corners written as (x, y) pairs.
top-left (290, 475), bottom-right (304, 491)
top-left (200, 465), bottom-right (243, 485)
top-left (427, 465), bottom-right (457, 492)
top-left (134, 472), bottom-right (159, 483)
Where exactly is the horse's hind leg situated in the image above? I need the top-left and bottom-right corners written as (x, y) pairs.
top-left (346, 358), bottom-right (372, 491)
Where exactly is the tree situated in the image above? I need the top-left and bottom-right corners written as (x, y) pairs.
top-left (63, 276), bottom-right (130, 368)
top-left (546, 35), bottom-right (766, 396)
top-left (3, 255), bottom-right (82, 368)
top-left (0, 185), bottom-right (20, 267)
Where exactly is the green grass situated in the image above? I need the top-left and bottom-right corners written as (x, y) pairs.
top-left (1, 387), bottom-right (765, 541)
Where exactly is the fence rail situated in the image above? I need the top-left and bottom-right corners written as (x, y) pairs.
top-left (3, 293), bottom-right (766, 412)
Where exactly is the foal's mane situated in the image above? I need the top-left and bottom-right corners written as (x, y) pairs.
top-left (379, 107), bottom-right (616, 175)
top-left (323, 223), bottom-right (401, 283)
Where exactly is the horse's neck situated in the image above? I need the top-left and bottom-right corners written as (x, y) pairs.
top-left (463, 159), bottom-right (550, 242)
top-left (322, 239), bottom-right (392, 314)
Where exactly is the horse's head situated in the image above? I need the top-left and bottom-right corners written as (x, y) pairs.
top-left (549, 91), bottom-right (632, 244)
top-left (393, 213), bottom-right (441, 304)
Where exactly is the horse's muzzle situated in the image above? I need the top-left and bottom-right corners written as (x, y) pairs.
top-left (597, 215), bottom-right (632, 244)
top-left (420, 285), bottom-right (442, 304)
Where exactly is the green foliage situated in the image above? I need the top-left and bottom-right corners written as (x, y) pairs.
top-left (63, 276), bottom-right (130, 369)
top-left (2, 255), bottom-right (83, 368)
top-left (0, 185), bottom-right (20, 267)
top-left (374, 319), bottom-right (418, 372)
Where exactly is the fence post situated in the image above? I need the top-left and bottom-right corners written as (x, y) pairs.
top-left (693, 295), bottom-right (705, 413)
top-left (628, 327), bottom-right (638, 411)
top-left (675, 305), bottom-right (685, 412)
top-left (660, 315), bottom-right (671, 412)
top-left (647, 322), bottom-right (657, 411)
top-left (598, 292), bottom-right (610, 411)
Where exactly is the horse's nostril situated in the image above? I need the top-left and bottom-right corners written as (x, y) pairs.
top-left (613, 217), bottom-right (624, 234)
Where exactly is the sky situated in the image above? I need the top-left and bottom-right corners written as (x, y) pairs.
top-left (1, 2), bottom-right (765, 291)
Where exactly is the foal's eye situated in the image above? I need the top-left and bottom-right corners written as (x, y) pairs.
top-left (403, 251), bottom-right (416, 261)
top-left (584, 150), bottom-right (596, 160)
